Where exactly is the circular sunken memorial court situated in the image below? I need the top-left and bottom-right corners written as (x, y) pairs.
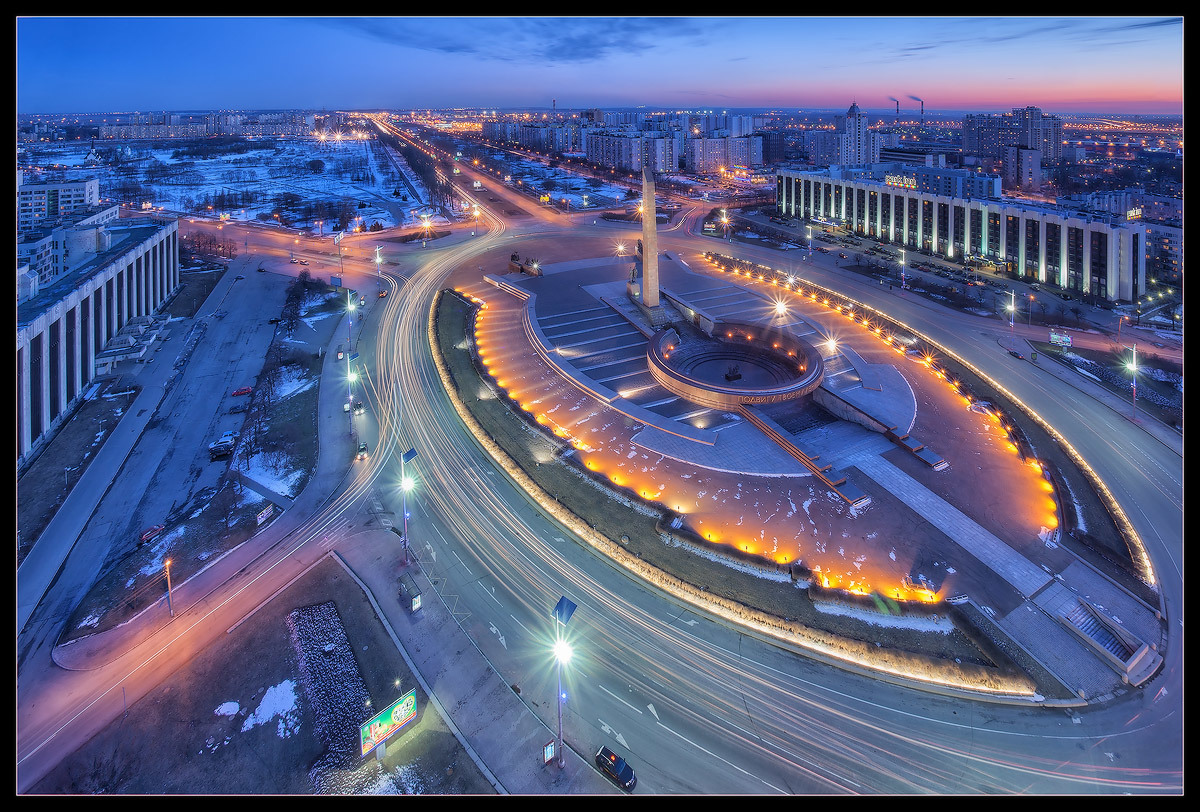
top-left (647, 320), bottom-right (825, 411)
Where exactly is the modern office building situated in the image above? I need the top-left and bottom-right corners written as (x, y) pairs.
top-left (1003, 146), bottom-right (1043, 191)
top-left (17, 176), bottom-right (102, 233)
top-left (16, 214), bottom-right (180, 463)
top-left (962, 106), bottom-right (1064, 165)
top-left (834, 102), bottom-right (879, 165)
top-left (1057, 188), bottom-right (1183, 286)
top-left (776, 163), bottom-right (1145, 302)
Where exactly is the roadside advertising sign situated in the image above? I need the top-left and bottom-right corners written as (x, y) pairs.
top-left (359, 689), bottom-right (417, 758)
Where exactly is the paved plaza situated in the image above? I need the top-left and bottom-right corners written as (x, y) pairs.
top-left (460, 248), bottom-right (1163, 695)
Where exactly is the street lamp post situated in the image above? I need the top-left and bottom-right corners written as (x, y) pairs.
top-left (1007, 290), bottom-right (1016, 349)
top-left (554, 639), bottom-right (572, 768)
top-left (551, 597), bottom-right (576, 769)
top-left (1124, 343), bottom-right (1138, 418)
top-left (399, 462), bottom-right (414, 566)
top-left (1027, 294), bottom-right (1035, 325)
top-left (346, 291), bottom-right (356, 427)
top-left (164, 559), bottom-right (174, 618)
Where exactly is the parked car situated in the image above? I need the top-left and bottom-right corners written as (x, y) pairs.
top-left (234, 274), bottom-right (244, 280)
top-left (838, 252), bottom-right (848, 259)
top-left (299, 260), bottom-right (309, 265)
top-left (232, 386), bottom-right (253, 397)
top-left (139, 525), bottom-right (165, 545)
top-left (596, 747), bottom-right (636, 791)
top-left (290, 258), bottom-right (299, 264)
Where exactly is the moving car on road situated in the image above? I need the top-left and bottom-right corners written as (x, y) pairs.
top-left (232, 386), bottom-right (253, 397)
top-left (139, 525), bottom-right (165, 546)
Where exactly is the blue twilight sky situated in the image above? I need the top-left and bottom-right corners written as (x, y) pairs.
top-left (16, 16), bottom-right (1185, 115)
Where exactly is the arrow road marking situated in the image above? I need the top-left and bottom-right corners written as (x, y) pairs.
top-left (598, 719), bottom-right (628, 749)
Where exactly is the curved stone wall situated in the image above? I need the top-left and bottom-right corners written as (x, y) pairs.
top-left (647, 321), bottom-right (824, 410)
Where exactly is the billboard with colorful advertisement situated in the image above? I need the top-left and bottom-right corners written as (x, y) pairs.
top-left (359, 689), bottom-right (417, 757)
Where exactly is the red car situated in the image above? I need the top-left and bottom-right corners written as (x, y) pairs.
top-left (139, 525), bottom-right (165, 545)
top-left (232, 386), bottom-right (253, 397)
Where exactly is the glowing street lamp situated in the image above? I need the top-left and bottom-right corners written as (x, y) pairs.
top-left (551, 597), bottom-right (576, 769)
top-left (1006, 290), bottom-right (1017, 349)
top-left (420, 214), bottom-right (432, 248)
top-left (1116, 314), bottom-right (1129, 343)
top-left (164, 559), bottom-right (175, 618)
top-left (1124, 343), bottom-right (1139, 418)
top-left (399, 448), bottom-right (417, 566)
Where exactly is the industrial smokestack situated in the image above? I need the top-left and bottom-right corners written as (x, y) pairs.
top-left (889, 96), bottom-right (900, 116)
top-left (908, 95), bottom-right (925, 126)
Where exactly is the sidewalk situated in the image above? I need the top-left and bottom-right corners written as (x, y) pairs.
top-left (48, 294), bottom-right (616, 794)
top-left (1014, 336), bottom-right (1183, 456)
top-left (335, 536), bottom-right (616, 795)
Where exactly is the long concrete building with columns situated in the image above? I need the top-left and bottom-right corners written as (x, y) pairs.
top-left (776, 164), bottom-right (1146, 303)
top-left (17, 215), bottom-right (180, 463)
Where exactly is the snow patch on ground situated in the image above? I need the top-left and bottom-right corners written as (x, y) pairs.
top-left (240, 679), bottom-right (302, 738)
top-left (814, 601), bottom-right (954, 632)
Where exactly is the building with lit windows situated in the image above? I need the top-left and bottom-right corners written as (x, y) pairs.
top-left (836, 102), bottom-right (879, 165)
top-left (1003, 146), bottom-right (1042, 191)
top-left (17, 215), bottom-right (179, 463)
top-left (18, 177), bottom-right (101, 233)
top-left (776, 163), bottom-right (1145, 302)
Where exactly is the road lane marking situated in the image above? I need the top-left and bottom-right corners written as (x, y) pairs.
top-left (655, 720), bottom-right (786, 794)
top-left (599, 684), bottom-right (643, 714)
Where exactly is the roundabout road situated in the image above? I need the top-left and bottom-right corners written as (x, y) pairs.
top-left (18, 184), bottom-right (1182, 792)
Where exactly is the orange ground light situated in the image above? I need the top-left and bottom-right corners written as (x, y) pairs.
top-left (463, 271), bottom-right (1055, 605)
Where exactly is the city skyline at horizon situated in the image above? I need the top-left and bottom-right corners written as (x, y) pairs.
top-left (17, 16), bottom-right (1185, 116)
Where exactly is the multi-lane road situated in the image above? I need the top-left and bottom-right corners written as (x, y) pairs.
top-left (17, 158), bottom-right (1183, 793)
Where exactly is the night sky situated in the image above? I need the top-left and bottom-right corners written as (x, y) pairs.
top-left (16, 16), bottom-right (1184, 115)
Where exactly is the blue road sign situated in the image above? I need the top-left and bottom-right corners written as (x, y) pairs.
top-left (553, 596), bottom-right (577, 626)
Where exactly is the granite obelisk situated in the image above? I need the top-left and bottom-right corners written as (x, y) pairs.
top-left (639, 139), bottom-right (661, 307)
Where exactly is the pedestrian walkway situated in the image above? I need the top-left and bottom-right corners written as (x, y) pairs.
top-left (335, 536), bottom-right (616, 795)
top-left (849, 453), bottom-right (1053, 597)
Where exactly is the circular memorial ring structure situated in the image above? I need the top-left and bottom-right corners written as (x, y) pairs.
top-left (646, 321), bottom-right (825, 411)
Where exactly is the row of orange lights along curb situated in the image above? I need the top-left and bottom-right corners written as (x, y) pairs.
top-left (463, 263), bottom-right (1058, 606)
top-left (702, 254), bottom-right (1062, 551)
